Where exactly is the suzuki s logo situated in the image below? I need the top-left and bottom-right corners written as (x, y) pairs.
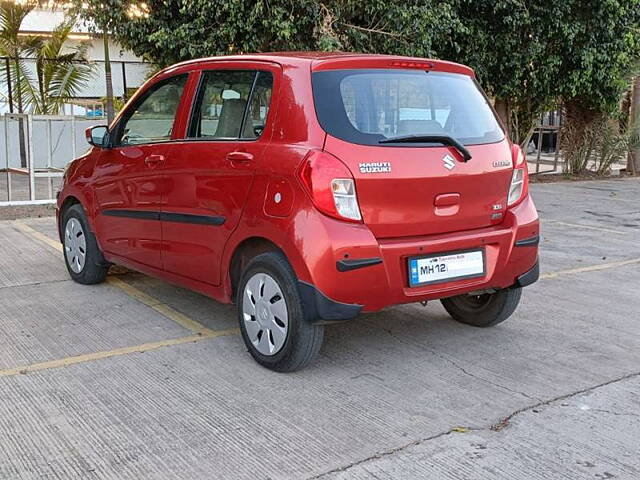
top-left (443, 154), bottom-right (456, 171)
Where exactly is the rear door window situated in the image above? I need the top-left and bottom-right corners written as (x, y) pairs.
top-left (312, 70), bottom-right (504, 146)
top-left (188, 70), bottom-right (273, 140)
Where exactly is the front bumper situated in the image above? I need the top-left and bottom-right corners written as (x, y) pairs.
top-left (298, 195), bottom-right (539, 319)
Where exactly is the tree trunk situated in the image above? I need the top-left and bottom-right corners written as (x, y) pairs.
top-left (494, 97), bottom-right (511, 139)
top-left (627, 76), bottom-right (640, 175)
top-left (103, 33), bottom-right (115, 125)
top-left (562, 98), bottom-right (601, 175)
top-left (37, 59), bottom-right (46, 114)
top-left (13, 56), bottom-right (27, 169)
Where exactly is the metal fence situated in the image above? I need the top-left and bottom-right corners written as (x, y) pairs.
top-left (1, 113), bottom-right (103, 205)
top-left (0, 57), bottom-right (152, 205)
top-left (526, 109), bottom-right (564, 175)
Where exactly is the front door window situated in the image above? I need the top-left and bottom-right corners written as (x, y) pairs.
top-left (116, 75), bottom-right (187, 145)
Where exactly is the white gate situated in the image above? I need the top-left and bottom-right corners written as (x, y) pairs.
top-left (1, 113), bottom-right (104, 205)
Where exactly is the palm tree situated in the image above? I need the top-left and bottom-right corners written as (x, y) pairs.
top-left (25, 20), bottom-right (94, 114)
top-left (0, 1), bottom-right (39, 167)
top-left (0, 2), bottom-right (94, 166)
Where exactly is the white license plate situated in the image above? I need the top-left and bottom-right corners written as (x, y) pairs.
top-left (408, 249), bottom-right (485, 287)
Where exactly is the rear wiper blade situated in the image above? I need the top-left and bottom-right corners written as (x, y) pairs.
top-left (378, 134), bottom-right (472, 162)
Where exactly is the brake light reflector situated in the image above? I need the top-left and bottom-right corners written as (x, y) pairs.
top-left (508, 168), bottom-right (525, 205)
top-left (298, 150), bottom-right (362, 222)
top-left (331, 178), bottom-right (360, 220)
top-left (507, 145), bottom-right (529, 207)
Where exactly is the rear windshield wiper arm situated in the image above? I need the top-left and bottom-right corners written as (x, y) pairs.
top-left (378, 134), bottom-right (472, 162)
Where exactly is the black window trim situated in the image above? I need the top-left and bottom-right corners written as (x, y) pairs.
top-left (185, 69), bottom-right (273, 143)
top-left (110, 73), bottom-right (190, 148)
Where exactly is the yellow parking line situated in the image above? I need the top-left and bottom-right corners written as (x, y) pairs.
top-left (13, 220), bottom-right (221, 336)
top-left (106, 276), bottom-right (215, 335)
top-left (544, 220), bottom-right (627, 235)
top-left (0, 328), bottom-right (239, 378)
top-left (14, 220), bottom-right (63, 252)
top-left (541, 257), bottom-right (640, 279)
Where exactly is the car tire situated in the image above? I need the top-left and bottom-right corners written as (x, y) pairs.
top-left (440, 287), bottom-right (522, 327)
top-left (61, 204), bottom-right (109, 285)
top-left (237, 252), bottom-right (324, 372)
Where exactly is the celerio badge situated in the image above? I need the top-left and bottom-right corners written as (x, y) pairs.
top-left (443, 154), bottom-right (456, 170)
top-left (359, 162), bottom-right (391, 174)
top-left (492, 160), bottom-right (511, 168)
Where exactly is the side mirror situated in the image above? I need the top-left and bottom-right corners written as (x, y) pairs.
top-left (85, 125), bottom-right (109, 148)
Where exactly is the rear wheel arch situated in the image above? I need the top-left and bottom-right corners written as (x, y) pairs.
top-left (228, 237), bottom-right (284, 302)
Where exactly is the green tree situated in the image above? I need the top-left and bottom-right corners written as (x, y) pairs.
top-left (0, 2), bottom-right (94, 166)
top-left (442, 1), bottom-right (572, 144)
top-left (1, 2), bottom-right (93, 114)
top-left (554, 0), bottom-right (640, 173)
top-left (26, 20), bottom-right (94, 114)
top-left (0, 0), bottom-right (39, 167)
top-left (79, 0), bottom-right (640, 174)
top-left (444, 0), bottom-right (640, 154)
top-left (77, 0), bottom-right (461, 67)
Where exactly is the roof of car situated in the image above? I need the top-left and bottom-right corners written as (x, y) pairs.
top-left (168, 52), bottom-right (474, 76)
top-left (174, 51), bottom-right (391, 65)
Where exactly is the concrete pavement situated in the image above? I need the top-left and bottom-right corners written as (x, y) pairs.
top-left (0, 178), bottom-right (639, 479)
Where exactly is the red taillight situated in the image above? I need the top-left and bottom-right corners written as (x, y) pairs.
top-left (298, 150), bottom-right (362, 222)
top-left (507, 144), bottom-right (529, 207)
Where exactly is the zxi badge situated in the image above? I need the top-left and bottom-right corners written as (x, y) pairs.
top-left (443, 154), bottom-right (456, 171)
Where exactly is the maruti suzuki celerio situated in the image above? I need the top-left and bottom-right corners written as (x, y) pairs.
top-left (57, 53), bottom-right (539, 372)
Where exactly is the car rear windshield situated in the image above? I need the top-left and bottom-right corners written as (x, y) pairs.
top-left (312, 69), bottom-right (504, 146)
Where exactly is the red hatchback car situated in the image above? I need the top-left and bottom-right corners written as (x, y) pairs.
top-left (58, 53), bottom-right (539, 371)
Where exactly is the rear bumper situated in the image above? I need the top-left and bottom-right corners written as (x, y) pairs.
top-left (296, 194), bottom-right (539, 319)
top-left (515, 260), bottom-right (539, 288)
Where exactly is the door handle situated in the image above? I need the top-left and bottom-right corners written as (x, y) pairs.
top-left (144, 154), bottom-right (165, 167)
top-left (226, 151), bottom-right (254, 163)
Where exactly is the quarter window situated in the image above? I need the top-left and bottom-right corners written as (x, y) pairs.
top-left (116, 74), bottom-right (187, 146)
top-left (243, 72), bottom-right (274, 139)
top-left (188, 70), bottom-right (273, 140)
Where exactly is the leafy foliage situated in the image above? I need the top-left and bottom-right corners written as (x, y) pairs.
top-left (0, 1), bottom-right (40, 113)
top-left (28, 21), bottom-right (95, 114)
top-left (444, 0), bottom-right (640, 143)
top-left (79, 0), bottom-right (639, 154)
top-left (0, 1), bottom-right (94, 114)
top-left (562, 117), bottom-right (632, 175)
top-left (555, 0), bottom-right (640, 114)
top-left (77, 0), bottom-right (462, 67)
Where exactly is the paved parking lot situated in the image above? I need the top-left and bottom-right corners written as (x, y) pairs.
top-left (1, 178), bottom-right (639, 480)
